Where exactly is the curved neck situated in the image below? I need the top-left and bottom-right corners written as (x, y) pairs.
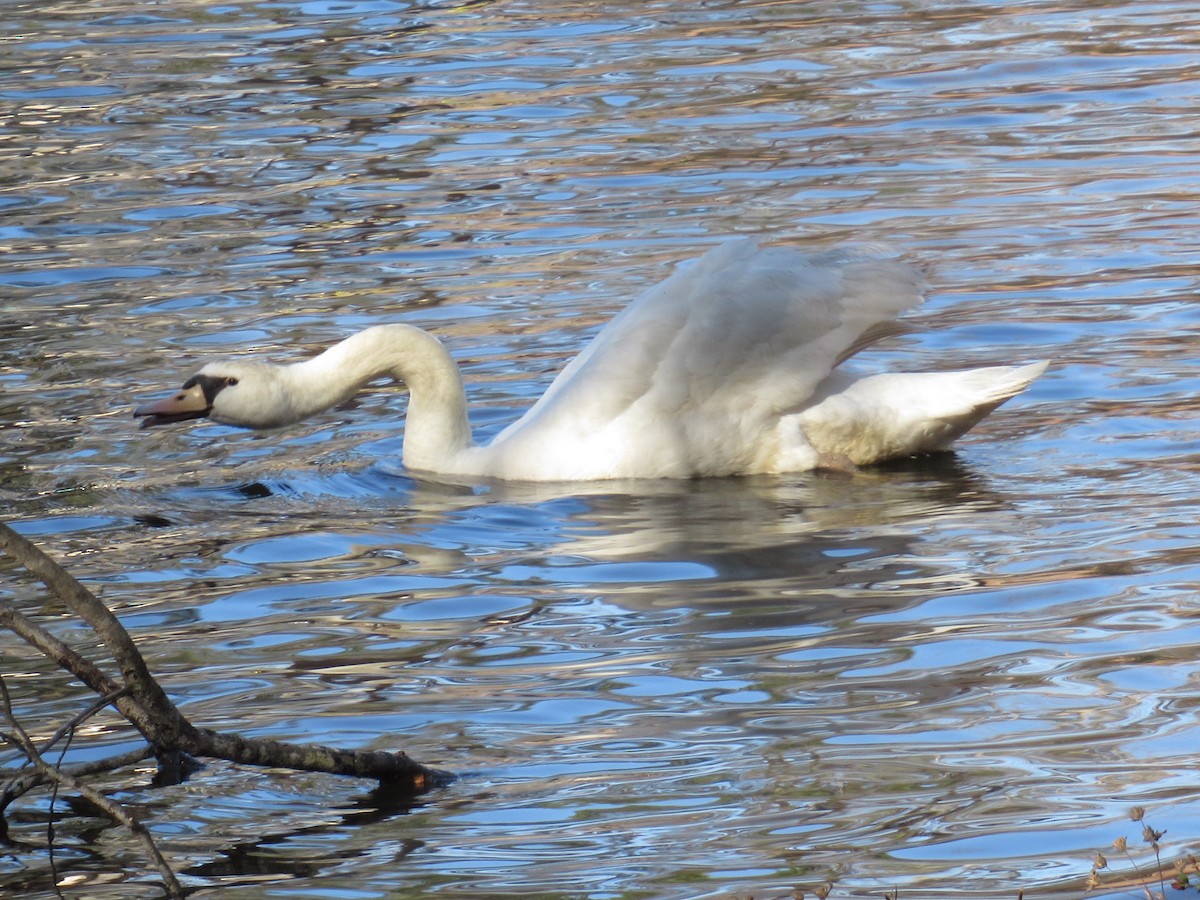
top-left (288, 324), bottom-right (475, 470)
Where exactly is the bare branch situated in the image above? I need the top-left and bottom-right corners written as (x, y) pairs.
top-left (1, 746), bottom-right (156, 810)
top-left (0, 599), bottom-right (165, 744)
top-left (0, 675), bottom-right (184, 900)
top-left (41, 687), bottom-right (132, 758)
top-left (0, 520), bottom-right (449, 788)
top-left (190, 728), bottom-right (437, 786)
top-left (0, 524), bottom-right (187, 734)
top-left (0, 687), bottom-right (145, 810)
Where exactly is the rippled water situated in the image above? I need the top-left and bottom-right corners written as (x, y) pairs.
top-left (4, 0), bottom-right (1200, 897)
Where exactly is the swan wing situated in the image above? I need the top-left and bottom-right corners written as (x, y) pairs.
top-left (489, 239), bottom-right (925, 476)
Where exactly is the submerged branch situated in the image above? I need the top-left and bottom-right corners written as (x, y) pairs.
top-left (0, 520), bottom-right (449, 791)
top-left (1, 746), bottom-right (156, 811)
top-left (0, 675), bottom-right (185, 900)
top-left (0, 523), bottom-right (186, 732)
top-left (0, 600), bottom-right (150, 722)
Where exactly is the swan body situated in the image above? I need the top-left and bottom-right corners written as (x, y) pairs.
top-left (135, 239), bottom-right (1046, 481)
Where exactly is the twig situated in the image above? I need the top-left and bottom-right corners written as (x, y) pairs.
top-left (41, 687), bottom-right (132, 758)
top-left (0, 519), bottom-right (450, 895)
top-left (0, 524), bottom-right (186, 736)
top-left (0, 675), bottom-right (184, 899)
top-left (1, 745), bottom-right (156, 810)
top-left (0, 521), bottom-right (449, 789)
top-left (0, 599), bottom-right (161, 742)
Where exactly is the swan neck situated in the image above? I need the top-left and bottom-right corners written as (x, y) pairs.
top-left (295, 324), bottom-right (475, 469)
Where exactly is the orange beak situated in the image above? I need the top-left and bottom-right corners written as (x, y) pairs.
top-left (133, 381), bottom-right (211, 428)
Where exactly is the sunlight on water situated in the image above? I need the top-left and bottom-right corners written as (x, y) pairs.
top-left (4, 1), bottom-right (1200, 898)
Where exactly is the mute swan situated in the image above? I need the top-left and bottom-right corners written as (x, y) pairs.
top-left (134, 239), bottom-right (1046, 481)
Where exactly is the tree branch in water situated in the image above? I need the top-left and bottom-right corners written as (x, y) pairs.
top-left (0, 520), bottom-right (451, 890)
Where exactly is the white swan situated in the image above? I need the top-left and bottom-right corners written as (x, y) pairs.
top-left (134, 239), bottom-right (1046, 481)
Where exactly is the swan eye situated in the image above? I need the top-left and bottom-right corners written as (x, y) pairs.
top-left (225, 377), bottom-right (239, 387)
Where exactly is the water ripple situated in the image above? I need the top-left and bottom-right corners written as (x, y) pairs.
top-left (4, 0), bottom-right (1200, 897)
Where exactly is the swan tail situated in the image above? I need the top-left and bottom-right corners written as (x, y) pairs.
top-left (796, 361), bottom-right (1048, 465)
top-left (953, 360), bottom-right (1049, 409)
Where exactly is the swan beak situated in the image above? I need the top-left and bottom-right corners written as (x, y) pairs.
top-left (134, 382), bottom-right (211, 428)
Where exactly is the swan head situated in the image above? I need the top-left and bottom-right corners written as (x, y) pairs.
top-left (135, 361), bottom-right (300, 429)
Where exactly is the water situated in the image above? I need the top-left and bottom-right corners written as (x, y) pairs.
top-left (3, 0), bottom-right (1200, 897)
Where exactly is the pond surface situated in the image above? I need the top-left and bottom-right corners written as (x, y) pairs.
top-left (4, 0), bottom-right (1200, 897)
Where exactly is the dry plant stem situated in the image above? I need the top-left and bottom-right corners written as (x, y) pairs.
top-left (0, 678), bottom-right (185, 900)
top-left (0, 520), bottom-right (448, 788)
top-left (0, 524), bottom-right (184, 735)
top-left (42, 687), bottom-right (132, 757)
top-left (0, 684), bottom-right (146, 809)
top-left (0, 600), bottom-right (163, 742)
top-left (2, 747), bottom-right (156, 811)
